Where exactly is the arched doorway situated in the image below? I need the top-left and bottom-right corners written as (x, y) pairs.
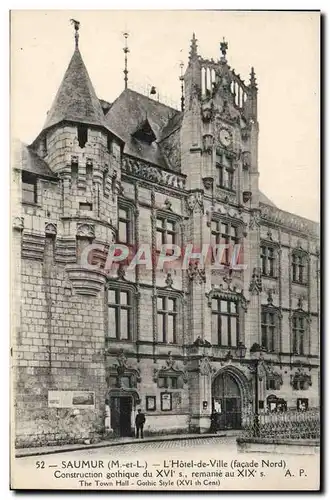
top-left (212, 370), bottom-right (243, 430)
top-left (107, 389), bottom-right (140, 437)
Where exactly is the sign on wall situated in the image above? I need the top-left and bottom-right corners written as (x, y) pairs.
top-left (48, 391), bottom-right (95, 409)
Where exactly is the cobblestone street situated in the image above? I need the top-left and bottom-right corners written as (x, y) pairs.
top-left (16, 436), bottom-right (238, 465)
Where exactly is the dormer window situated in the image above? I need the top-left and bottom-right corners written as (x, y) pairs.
top-left (132, 119), bottom-right (156, 144)
top-left (77, 124), bottom-right (88, 148)
top-left (22, 171), bottom-right (37, 204)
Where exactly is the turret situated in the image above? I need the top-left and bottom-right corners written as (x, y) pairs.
top-left (28, 21), bottom-right (124, 294)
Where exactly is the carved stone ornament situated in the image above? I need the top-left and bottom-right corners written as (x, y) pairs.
top-left (187, 262), bottom-right (206, 284)
top-left (249, 267), bottom-right (262, 295)
top-left (165, 272), bottom-right (174, 288)
top-left (203, 134), bottom-right (214, 155)
top-left (186, 191), bottom-right (204, 213)
top-left (243, 191), bottom-right (252, 203)
top-left (193, 336), bottom-right (212, 347)
top-left (106, 349), bottom-right (141, 388)
top-left (202, 177), bottom-right (214, 191)
top-left (249, 210), bottom-right (260, 229)
top-left (117, 264), bottom-right (126, 280)
top-left (164, 198), bottom-right (173, 211)
top-left (260, 204), bottom-right (318, 237)
top-left (206, 284), bottom-right (248, 311)
top-left (242, 151), bottom-right (251, 170)
top-left (201, 101), bottom-right (213, 122)
top-left (265, 364), bottom-right (283, 390)
top-left (122, 156), bottom-right (185, 190)
top-left (65, 265), bottom-right (107, 296)
top-left (267, 229), bottom-right (273, 241)
top-left (153, 351), bottom-right (188, 385)
top-left (76, 223), bottom-right (95, 239)
top-left (199, 355), bottom-right (215, 376)
top-left (13, 216), bottom-right (24, 231)
top-left (45, 222), bottom-right (57, 236)
top-left (297, 295), bottom-right (305, 310)
top-left (267, 289), bottom-right (275, 305)
top-left (290, 367), bottom-right (312, 389)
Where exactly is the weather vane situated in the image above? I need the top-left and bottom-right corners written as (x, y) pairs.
top-left (70, 19), bottom-right (80, 49)
top-left (123, 32), bottom-right (130, 90)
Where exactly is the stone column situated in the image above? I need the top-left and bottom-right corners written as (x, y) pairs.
top-left (188, 350), bottom-right (213, 433)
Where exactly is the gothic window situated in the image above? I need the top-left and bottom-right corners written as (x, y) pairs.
top-left (158, 375), bottom-right (179, 389)
top-left (267, 379), bottom-right (276, 391)
top-left (292, 251), bottom-right (307, 284)
top-left (118, 207), bottom-right (131, 244)
top-left (22, 171), bottom-right (37, 204)
top-left (77, 124), bottom-right (88, 148)
top-left (261, 245), bottom-right (276, 278)
top-left (108, 287), bottom-right (133, 340)
top-left (157, 296), bottom-right (177, 344)
top-left (156, 216), bottom-right (177, 251)
top-left (292, 315), bottom-right (306, 355)
top-left (118, 199), bottom-right (135, 245)
top-left (216, 153), bottom-right (235, 191)
top-left (261, 308), bottom-right (277, 352)
top-left (211, 298), bottom-right (239, 347)
top-left (210, 220), bottom-right (239, 265)
top-left (291, 369), bottom-right (311, 391)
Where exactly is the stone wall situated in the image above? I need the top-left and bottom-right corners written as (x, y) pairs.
top-left (14, 247), bottom-right (107, 447)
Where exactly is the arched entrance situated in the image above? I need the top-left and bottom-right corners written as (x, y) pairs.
top-left (107, 389), bottom-right (140, 437)
top-left (212, 367), bottom-right (249, 430)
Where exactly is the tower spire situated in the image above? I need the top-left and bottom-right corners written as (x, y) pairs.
top-left (179, 61), bottom-right (185, 112)
top-left (123, 31), bottom-right (130, 90)
top-left (189, 33), bottom-right (198, 61)
top-left (70, 18), bottom-right (80, 49)
top-left (250, 66), bottom-right (257, 89)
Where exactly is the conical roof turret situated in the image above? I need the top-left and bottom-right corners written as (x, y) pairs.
top-left (42, 47), bottom-right (109, 132)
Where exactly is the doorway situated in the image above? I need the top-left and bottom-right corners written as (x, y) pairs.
top-left (110, 396), bottom-right (132, 437)
top-left (212, 371), bottom-right (242, 430)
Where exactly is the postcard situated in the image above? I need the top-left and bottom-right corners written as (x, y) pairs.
top-left (10, 9), bottom-right (320, 491)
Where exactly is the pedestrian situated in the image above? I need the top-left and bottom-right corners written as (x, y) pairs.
top-left (210, 410), bottom-right (217, 434)
top-left (135, 409), bottom-right (146, 439)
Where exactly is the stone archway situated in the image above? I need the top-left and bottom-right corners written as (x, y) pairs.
top-left (212, 366), bottom-right (252, 429)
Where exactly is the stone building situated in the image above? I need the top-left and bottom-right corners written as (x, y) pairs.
top-left (12, 30), bottom-right (320, 447)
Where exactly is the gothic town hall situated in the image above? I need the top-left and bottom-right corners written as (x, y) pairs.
top-left (12, 27), bottom-right (320, 447)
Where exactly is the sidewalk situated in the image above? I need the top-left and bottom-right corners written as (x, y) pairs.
top-left (15, 430), bottom-right (242, 458)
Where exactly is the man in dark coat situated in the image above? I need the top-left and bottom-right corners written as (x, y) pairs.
top-left (135, 409), bottom-right (146, 438)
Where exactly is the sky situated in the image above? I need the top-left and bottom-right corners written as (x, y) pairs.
top-left (10, 10), bottom-right (320, 222)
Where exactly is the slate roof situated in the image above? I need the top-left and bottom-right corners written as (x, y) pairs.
top-left (42, 48), bottom-right (114, 135)
top-left (12, 139), bottom-right (57, 179)
top-left (259, 190), bottom-right (276, 207)
top-left (105, 88), bottom-right (182, 169)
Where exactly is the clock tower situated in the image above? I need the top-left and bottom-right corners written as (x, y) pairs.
top-left (181, 35), bottom-right (261, 433)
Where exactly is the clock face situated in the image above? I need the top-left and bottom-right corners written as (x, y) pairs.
top-left (219, 128), bottom-right (232, 148)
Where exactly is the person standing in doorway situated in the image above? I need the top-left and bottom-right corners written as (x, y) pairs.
top-left (135, 409), bottom-right (146, 438)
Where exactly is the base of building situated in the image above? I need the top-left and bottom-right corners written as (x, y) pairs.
top-left (189, 415), bottom-right (211, 434)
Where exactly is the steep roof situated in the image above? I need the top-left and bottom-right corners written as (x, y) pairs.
top-left (42, 48), bottom-right (111, 133)
top-left (12, 139), bottom-right (57, 179)
top-left (259, 190), bottom-right (276, 207)
top-left (105, 88), bottom-right (182, 169)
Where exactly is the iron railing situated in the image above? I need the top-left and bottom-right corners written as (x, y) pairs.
top-left (243, 408), bottom-right (320, 440)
